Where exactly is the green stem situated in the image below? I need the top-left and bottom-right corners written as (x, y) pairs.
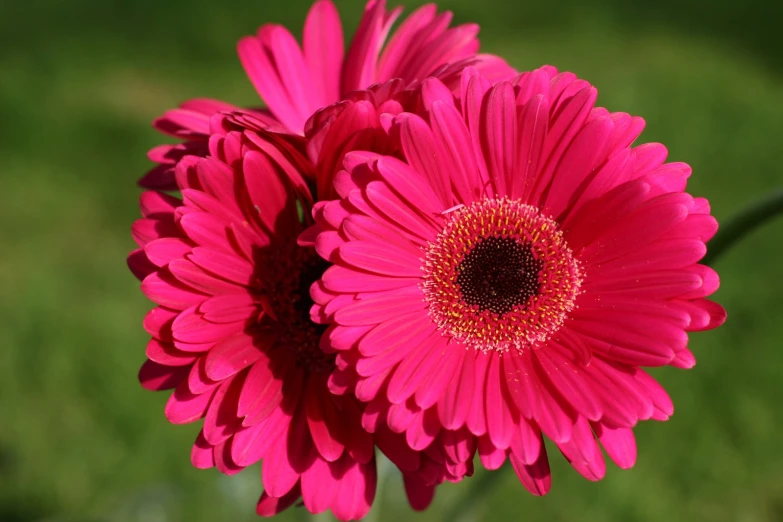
top-left (703, 189), bottom-right (783, 266)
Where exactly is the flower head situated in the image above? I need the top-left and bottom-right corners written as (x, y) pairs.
top-left (140, 0), bottom-right (513, 190)
top-left (239, 0), bottom-right (513, 134)
top-left (308, 66), bottom-right (727, 494)
top-left (129, 127), bottom-right (466, 520)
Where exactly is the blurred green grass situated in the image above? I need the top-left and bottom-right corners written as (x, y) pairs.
top-left (1, 0), bottom-right (782, 521)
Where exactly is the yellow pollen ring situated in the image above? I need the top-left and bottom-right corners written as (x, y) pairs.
top-left (420, 197), bottom-right (583, 353)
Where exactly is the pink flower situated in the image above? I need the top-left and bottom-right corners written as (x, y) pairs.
top-left (307, 66), bottom-right (727, 494)
top-left (128, 126), bottom-right (468, 520)
top-left (239, 0), bottom-right (513, 135)
top-left (140, 0), bottom-right (514, 190)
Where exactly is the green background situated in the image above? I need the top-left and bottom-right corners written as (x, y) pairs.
top-left (1, 0), bottom-right (781, 521)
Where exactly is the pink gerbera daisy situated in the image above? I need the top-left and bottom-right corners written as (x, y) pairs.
top-left (128, 123), bottom-right (469, 520)
top-left (140, 0), bottom-right (513, 190)
top-left (307, 66), bottom-right (727, 494)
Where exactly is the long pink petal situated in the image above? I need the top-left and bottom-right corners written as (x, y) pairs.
top-left (128, 248), bottom-right (157, 280)
top-left (398, 112), bottom-right (452, 207)
top-left (305, 376), bottom-right (346, 462)
top-left (303, 0), bottom-right (344, 106)
top-left (465, 351), bottom-right (491, 436)
top-left (145, 338), bottom-right (197, 367)
top-left (256, 483), bottom-right (302, 517)
top-left (204, 330), bottom-right (267, 381)
top-left (202, 372), bottom-right (244, 445)
top-left (171, 305), bottom-right (242, 345)
top-left (529, 86), bottom-right (597, 206)
top-left (415, 345), bottom-right (464, 409)
top-left (509, 439), bottom-right (551, 496)
top-left (140, 190), bottom-right (180, 218)
top-left (144, 238), bottom-right (192, 267)
top-left (352, 309), bottom-right (431, 355)
top-left (332, 457), bottom-right (377, 520)
top-left (343, 1), bottom-right (402, 92)
top-left (164, 379), bottom-right (216, 424)
top-left (362, 182), bottom-right (440, 242)
top-left (374, 156), bottom-right (445, 217)
top-left (429, 100), bottom-right (480, 204)
top-left (508, 419), bottom-right (543, 466)
top-left (387, 330), bottom-right (448, 404)
top-left (556, 417), bottom-right (606, 481)
top-left (481, 82), bottom-right (517, 197)
top-left (238, 35), bottom-right (304, 134)
top-left (141, 270), bottom-right (207, 310)
top-left (300, 456), bottom-right (339, 514)
top-left (376, 4), bottom-right (437, 80)
top-left (403, 473), bottom-right (436, 511)
top-left (437, 347), bottom-right (475, 430)
top-left (335, 291), bottom-right (426, 326)
top-left (338, 241), bottom-right (422, 277)
top-left (191, 431), bottom-right (215, 469)
top-left (593, 422), bottom-right (637, 469)
top-left (543, 115), bottom-right (615, 218)
top-left (188, 247), bottom-right (254, 286)
top-left (405, 407), bottom-right (441, 451)
top-left (322, 265), bottom-right (419, 293)
top-left (478, 434), bottom-right (507, 470)
top-left (262, 431), bottom-right (303, 497)
top-left (533, 346), bottom-right (601, 421)
top-left (485, 354), bottom-right (516, 450)
top-left (131, 218), bottom-right (178, 248)
top-left (238, 350), bottom-right (289, 425)
top-left (232, 411), bottom-right (287, 467)
top-left (139, 360), bottom-right (190, 391)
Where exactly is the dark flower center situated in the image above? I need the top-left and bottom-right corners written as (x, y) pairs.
top-left (295, 255), bottom-right (330, 324)
top-left (421, 198), bottom-right (583, 352)
top-left (456, 236), bottom-right (543, 316)
top-left (260, 246), bottom-right (334, 374)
